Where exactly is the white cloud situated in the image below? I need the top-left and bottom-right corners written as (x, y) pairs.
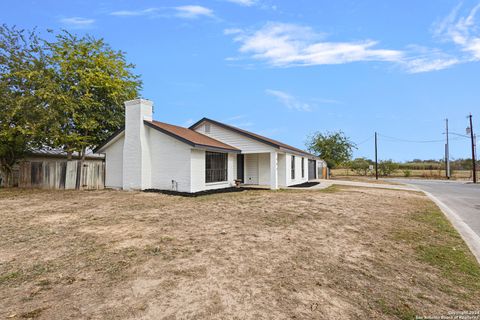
top-left (174, 5), bottom-right (214, 19)
top-left (227, 21), bottom-right (473, 73)
top-left (224, 114), bottom-right (247, 121)
top-left (110, 8), bottom-right (159, 17)
top-left (110, 6), bottom-right (214, 19)
top-left (434, 3), bottom-right (480, 60)
top-left (224, 28), bottom-right (243, 35)
top-left (230, 121), bottom-right (254, 128)
top-left (266, 89), bottom-right (312, 112)
top-left (225, 0), bottom-right (258, 6)
top-left (229, 22), bottom-right (403, 67)
top-left (400, 45), bottom-right (460, 73)
top-left (403, 57), bottom-right (459, 73)
top-left (60, 17), bottom-right (95, 28)
top-left (183, 118), bottom-right (195, 126)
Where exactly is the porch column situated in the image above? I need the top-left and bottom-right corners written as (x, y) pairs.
top-left (270, 151), bottom-right (278, 190)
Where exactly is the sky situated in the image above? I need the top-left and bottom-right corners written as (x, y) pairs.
top-left (1, 0), bottom-right (480, 162)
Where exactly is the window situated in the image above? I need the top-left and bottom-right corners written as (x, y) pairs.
top-left (291, 155), bottom-right (295, 179)
top-left (301, 158), bottom-right (305, 178)
top-left (206, 151), bottom-right (227, 183)
top-left (204, 123), bottom-right (211, 133)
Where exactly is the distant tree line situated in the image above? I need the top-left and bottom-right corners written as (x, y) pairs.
top-left (342, 157), bottom-right (479, 177)
top-left (0, 25), bottom-right (141, 186)
top-left (304, 129), bottom-right (478, 177)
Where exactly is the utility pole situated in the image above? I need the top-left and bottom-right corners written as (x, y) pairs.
top-left (468, 114), bottom-right (476, 183)
top-left (445, 118), bottom-right (450, 179)
top-left (375, 132), bottom-right (378, 180)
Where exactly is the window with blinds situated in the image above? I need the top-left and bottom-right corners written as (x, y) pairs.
top-left (206, 151), bottom-right (227, 183)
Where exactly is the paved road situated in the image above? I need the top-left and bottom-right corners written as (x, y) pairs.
top-left (389, 179), bottom-right (480, 239)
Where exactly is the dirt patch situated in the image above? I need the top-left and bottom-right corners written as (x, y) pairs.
top-left (0, 187), bottom-right (479, 319)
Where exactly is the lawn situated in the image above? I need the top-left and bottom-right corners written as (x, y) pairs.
top-left (1, 187), bottom-right (479, 319)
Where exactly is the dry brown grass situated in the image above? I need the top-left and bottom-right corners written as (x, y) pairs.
top-left (329, 175), bottom-right (403, 185)
top-left (0, 187), bottom-right (479, 319)
top-left (332, 168), bottom-right (473, 180)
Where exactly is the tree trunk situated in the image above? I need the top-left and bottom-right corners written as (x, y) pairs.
top-left (0, 162), bottom-right (12, 187)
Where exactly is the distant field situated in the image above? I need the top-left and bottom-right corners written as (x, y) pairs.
top-left (331, 168), bottom-right (474, 180)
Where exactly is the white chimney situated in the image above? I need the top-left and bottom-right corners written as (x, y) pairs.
top-left (122, 99), bottom-right (153, 190)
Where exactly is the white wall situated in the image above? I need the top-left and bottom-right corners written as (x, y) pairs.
top-left (244, 153), bottom-right (258, 184)
top-left (190, 149), bottom-right (236, 192)
top-left (285, 153), bottom-right (309, 186)
top-left (190, 149), bottom-right (205, 193)
top-left (278, 153), bottom-right (286, 187)
top-left (258, 153), bottom-right (270, 185)
top-left (104, 134), bottom-right (124, 188)
top-left (148, 127), bottom-right (192, 193)
top-left (195, 122), bottom-right (276, 154)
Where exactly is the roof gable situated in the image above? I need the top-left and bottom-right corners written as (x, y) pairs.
top-left (145, 120), bottom-right (239, 152)
top-left (189, 118), bottom-right (316, 157)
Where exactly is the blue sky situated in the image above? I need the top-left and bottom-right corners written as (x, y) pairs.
top-left (2, 0), bottom-right (480, 161)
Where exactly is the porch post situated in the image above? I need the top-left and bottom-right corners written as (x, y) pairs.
top-left (270, 151), bottom-right (278, 190)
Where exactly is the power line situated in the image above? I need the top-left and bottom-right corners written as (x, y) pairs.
top-left (354, 135), bottom-right (374, 146)
top-left (449, 132), bottom-right (470, 139)
top-left (377, 133), bottom-right (445, 144)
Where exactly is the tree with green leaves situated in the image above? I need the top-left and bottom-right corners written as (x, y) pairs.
top-left (0, 26), bottom-right (142, 188)
top-left (378, 160), bottom-right (399, 176)
top-left (45, 31), bottom-right (142, 188)
top-left (349, 157), bottom-right (372, 176)
top-left (46, 31), bottom-right (141, 158)
top-left (0, 25), bottom-right (54, 185)
top-left (306, 131), bottom-right (356, 168)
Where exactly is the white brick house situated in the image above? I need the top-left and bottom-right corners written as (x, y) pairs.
top-left (96, 99), bottom-right (325, 193)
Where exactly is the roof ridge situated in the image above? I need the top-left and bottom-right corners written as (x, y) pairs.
top-left (190, 117), bottom-right (317, 157)
top-left (145, 120), bottom-right (239, 152)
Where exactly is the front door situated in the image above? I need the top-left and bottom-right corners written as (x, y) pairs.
top-left (237, 154), bottom-right (244, 182)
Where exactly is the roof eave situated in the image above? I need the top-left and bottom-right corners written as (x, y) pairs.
top-left (145, 120), bottom-right (239, 152)
top-left (193, 144), bottom-right (241, 154)
top-left (94, 128), bottom-right (125, 153)
top-left (190, 118), bottom-right (281, 149)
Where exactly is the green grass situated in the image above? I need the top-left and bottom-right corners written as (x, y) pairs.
top-left (0, 271), bottom-right (22, 284)
top-left (397, 204), bottom-right (480, 291)
top-left (376, 298), bottom-right (416, 320)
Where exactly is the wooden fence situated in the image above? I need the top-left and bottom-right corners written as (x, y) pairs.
top-left (1, 159), bottom-right (105, 190)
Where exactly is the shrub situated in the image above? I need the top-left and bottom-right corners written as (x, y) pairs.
top-left (403, 170), bottom-right (411, 177)
top-left (349, 158), bottom-right (371, 176)
top-left (379, 160), bottom-right (399, 176)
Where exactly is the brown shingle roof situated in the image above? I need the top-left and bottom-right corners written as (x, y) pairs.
top-left (189, 118), bottom-right (317, 157)
top-left (144, 120), bottom-right (240, 152)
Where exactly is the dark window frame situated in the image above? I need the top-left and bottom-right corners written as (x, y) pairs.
top-left (206, 151), bottom-right (228, 183)
top-left (291, 155), bottom-right (295, 179)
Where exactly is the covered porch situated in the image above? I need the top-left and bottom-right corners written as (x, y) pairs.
top-left (236, 152), bottom-right (286, 189)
